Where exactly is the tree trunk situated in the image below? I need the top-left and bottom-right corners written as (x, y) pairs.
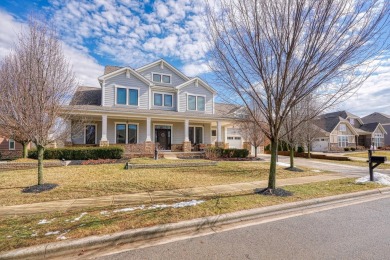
top-left (289, 145), bottom-right (294, 168)
top-left (268, 139), bottom-right (277, 189)
top-left (22, 142), bottom-right (28, 158)
top-left (37, 145), bottom-right (44, 185)
top-left (254, 145), bottom-right (258, 157)
top-left (307, 144), bottom-right (311, 159)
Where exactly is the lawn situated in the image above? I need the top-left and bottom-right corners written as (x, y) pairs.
top-left (0, 160), bottom-right (320, 206)
top-left (0, 178), bottom-right (382, 251)
top-left (318, 159), bottom-right (390, 169)
top-left (344, 150), bottom-right (390, 159)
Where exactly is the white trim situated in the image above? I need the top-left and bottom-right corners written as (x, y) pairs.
top-left (188, 125), bottom-right (204, 144)
top-left (187, 93), bottom-right (206, 112)
top-left (114, 85), bottom-right (140, 107)
top-left (98, 67), bottom-right (153, 86)
top-left (175, 77), bottom-right (217, 94)
top-left (102, 80), bottom-right (106, 106)
top-left (114, 122), bottom-right (140, 144)
top-left (9, 139), bottom-right (15, 150)
top-left (331, 121), bottom-right (358, 136)
top-left (136, 59), bottom-right (190, 81)
top-left (84, 124), bottom-right (98, 145)
top-left (152, 72), bottom-right (172, 84)
top-left (153, 91), bottom-right (173, 107)
top-left (153, 123), bottom-right (173, 150)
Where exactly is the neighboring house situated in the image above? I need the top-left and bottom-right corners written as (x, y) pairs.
top-left (312, 111), bottom-right (387, 152)
top-left (66, 59), bottom-right (259, 155)
top-left (0, 136), bottom-right (31, 159)
top-left (362, 112), bottom-right (390, 146)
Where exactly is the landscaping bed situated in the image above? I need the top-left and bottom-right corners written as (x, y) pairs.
top-left (0, 159), bottom-right (63, 172)
top-left (0, 178), bottom-right (382, 252)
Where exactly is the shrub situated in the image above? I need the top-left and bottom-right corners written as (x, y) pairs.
top-left (344, 147), bottom-right (350, 151)
top-left (297, 146), bottom-right (304, 153)
top-left (350, 147), bottom-right (356, 151)
top-left (28, 146), bottom-right (124, 160)
top-left (205, 147), bottom-right (249, 159)
top-left (264, 144), bottom-right (271, 151)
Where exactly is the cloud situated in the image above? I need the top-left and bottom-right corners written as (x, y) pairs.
top-left (182, 62), bottom-right (212, 77)
top-left (0, 9), bottom-right (103, 87)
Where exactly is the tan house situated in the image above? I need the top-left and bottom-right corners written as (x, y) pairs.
top-left (312, 111), bottom-right (387, 152)
top-left (66, 59), bottom-right (257, 156)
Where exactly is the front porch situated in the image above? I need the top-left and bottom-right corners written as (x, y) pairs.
top-left (68, 114), bottom-right (232, 154)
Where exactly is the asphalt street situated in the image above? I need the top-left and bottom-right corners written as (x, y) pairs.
top-left (98, 196), bottom-right (390, 260)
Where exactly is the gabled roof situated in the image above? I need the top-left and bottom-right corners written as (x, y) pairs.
top-left (360, 122), bottom-right (388, 135)
top-left (314, 116), bottom-right (342, 133)
top-left (214, 103), bottom-right (242, 116)
top-left (175, 77), bottom-right (217, 94)
top-left (362, 112), bottom-right (390, 124)
top-left (70, 86), bottom-right (101, 106)
top-left (104, 66), bottom-right (123, 75)
top-left (136, 59), bottom-right (190, 81)
top-left (319, 110), bottom-right (363, 124)
top-left (98, 67), bottom-right (153, 86)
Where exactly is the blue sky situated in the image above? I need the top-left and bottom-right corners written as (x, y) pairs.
top-left (0, 0), bottom-right (390, 116)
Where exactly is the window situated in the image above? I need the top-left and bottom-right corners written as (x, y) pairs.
top-left (188, 95), bottom-right (196, 110)
top-left (129, 89), bottom-right (138, 106)
top-left (116, 124), bottom-right (126, 144)
top-left (227, 137), bottom-right (234, 140)
top-left (128, 124), bottom-right (138, 144)
top-left (338, 136), bottom-right (348, 147)
top-left (339, 124), bottom-right (346, 132)
top-left (116, 87), bottom-right (138, 106)
top-left (349, 118), bottom-right (354, 125)
top-left (211, 130), bottom-right (217, 137)
top-left (9, 139), bottom-right (15, 150)
top-left (234, 137), bottom-right (241, 140)
top-left (85, 125), bottom-right (96, 144)
top-left (116, 123), bottom-right (138, 144)
top-left (116, 88), bottom-right (127, 105)
top-left (188, 95), bottom-right (205, 111)
top-left (152, 73), bottom-right (171, 84)
top-left (154, 93), bottom-right (173, 107)
top-left (189, 126), bottom-right (203, 144)
top-left (154, 93), bottom-right (163, 106)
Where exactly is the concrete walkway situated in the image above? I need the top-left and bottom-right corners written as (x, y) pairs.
top-left (0, 173), bottom-right (344, 217)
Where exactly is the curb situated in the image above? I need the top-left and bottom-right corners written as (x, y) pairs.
top-left (2, 187), bottom-right (390, 260)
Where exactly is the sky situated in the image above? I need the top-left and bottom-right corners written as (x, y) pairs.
top-left (0, 0), bottom-right (389, 117)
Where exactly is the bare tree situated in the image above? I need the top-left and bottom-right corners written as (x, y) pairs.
top-left (0, 18), bottom-right (76, 185)
top-left (206, 0), bottom-right (390, 192)
top-left (239, 119), bottom-right (266, 158)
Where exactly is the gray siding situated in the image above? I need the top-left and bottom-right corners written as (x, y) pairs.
top-left (138, 64), bottom-right (187, 87)
top-left (103, 72), bottom-right (150, 109)
top-left (384, 125), bottom-right (390, 146)
top-left (178, 82), bottom-right (214, 114)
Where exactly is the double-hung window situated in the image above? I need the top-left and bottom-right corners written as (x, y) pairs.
top-left (338, 136), bottom-right (348, 147)
top-left (188, 95), bottom-right (205, 111)
top-left (116, 123), bottom-right (138, 144)
top-left (116, 87), bottom-right (138, 106)
top-left (154, 93), bottom-right (173, 107)
top-left (152, 73), bottom-right (171, 84)
top-left (9, 139), bottom-right (15, 150)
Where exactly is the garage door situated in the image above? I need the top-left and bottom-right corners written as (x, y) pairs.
top-left (227, 136), bottom-right (242, 149)
top-left (312, 138), bottom-right (328, 152)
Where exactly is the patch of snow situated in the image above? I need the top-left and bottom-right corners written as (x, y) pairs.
top-left (57, 230), bottom-right (70, 240)
top-left (71, 212), bottom-right (87, 222)
top-left (172, 200), bottom-right (205, 208)
top-left (148, 204), bottom-right (170, 210)
top-left (6, 235), bottom-right (12, 238)
top-left (45, 231), bottom-right (60, 236)
top-left (356, 173), bottom-right (390, 186)
top-left (113, 205), bottom-right (145, 213)
top-left (312, 170), bottom-right (322, 173)
top-left (38, 219), bottom-right (51, 225)
top-left (31, 232), bottom-right (38, 237)
top-left (276, 162), bottom-right (290, 167)
top-left (100, 211), bottom-right (110, 215)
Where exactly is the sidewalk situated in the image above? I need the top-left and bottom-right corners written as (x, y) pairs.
top-left (0, 173), bottom-right (345, 217)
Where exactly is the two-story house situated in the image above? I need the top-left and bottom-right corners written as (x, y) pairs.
top-left (66, 59), bottom-right (256, 155)
top-left (311, 111), bottom-right (387, 152)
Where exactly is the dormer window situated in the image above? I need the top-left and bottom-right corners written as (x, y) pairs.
top-left (152, 73), bottom-right (171, 84)
top-left (339, 124), bottom-right (346, 132)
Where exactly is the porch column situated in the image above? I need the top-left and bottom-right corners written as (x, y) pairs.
top-left (65, 119), bottom-right (72, 146)
top-left (99, 115), bottom-right (109, 147)
top-left (184, 119), bottom-right (189, 142)
top-left (183, 119), bottom-right (191, 152)
top-left (146, 117), bottom-right (152, 142)
top-left (215, 120), bottom-right (224, 148)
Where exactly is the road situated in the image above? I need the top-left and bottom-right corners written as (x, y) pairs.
top-left (97, 196), bottom-right (390, 260)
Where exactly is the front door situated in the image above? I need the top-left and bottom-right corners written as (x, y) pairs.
top-left (155, 129), bottom-right (171, 150)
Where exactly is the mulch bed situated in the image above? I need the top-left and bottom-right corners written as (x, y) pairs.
top-left (22, 183), bottom-right (58, 193)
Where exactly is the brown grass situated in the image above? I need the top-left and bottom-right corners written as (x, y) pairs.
top-left (0, 178), bottom-right (382, 252)
top-left (344, 151), bottom-right (390, 159)
top-left (0, 161), bottom-right (318, 206)
top-left (318, 159), bottom-right (390, 169)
